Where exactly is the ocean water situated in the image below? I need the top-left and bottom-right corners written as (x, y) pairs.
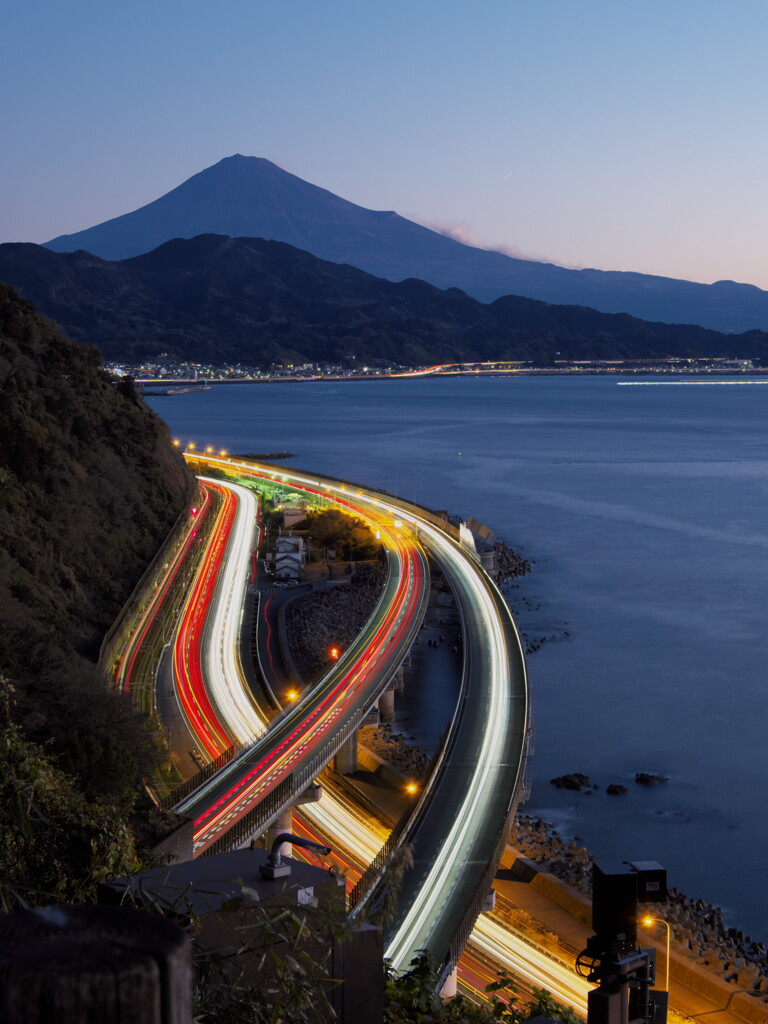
top-left (148, 376), bottom-right (768, 938)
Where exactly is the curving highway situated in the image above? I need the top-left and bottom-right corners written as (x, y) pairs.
top-left (175, 462), bottom-right (430, 856)
top-left (178, 455), bottom-right (529, 980)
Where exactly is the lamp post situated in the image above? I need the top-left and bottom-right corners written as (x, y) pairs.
top-left (642, 915), bottom-right (671, 992)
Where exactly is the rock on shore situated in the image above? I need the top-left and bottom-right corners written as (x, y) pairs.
top-left (359, 724), bottom-right (430, 779)
top-left (493, 541), bottom-right (531, 584)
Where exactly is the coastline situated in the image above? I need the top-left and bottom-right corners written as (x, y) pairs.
top-left (511, 814), bottom-right (768, 1004)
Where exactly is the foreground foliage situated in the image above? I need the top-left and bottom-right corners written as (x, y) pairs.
top-left (385, 951), bottom-right (582, 1024)
top-left (0, 676), bottom-right (139, 910)
top-left (118, 875), bottom-right (353, 1024)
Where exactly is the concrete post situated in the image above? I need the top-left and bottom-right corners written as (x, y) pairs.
top-left (334, 731), bottom-right (359, 774)
top-left (395, 665), bottom-right (405, 692)
top-left (265, 808), bottom-right (294, 858)
top-left (440, 967), bottom-right (458, 999)
top-left (379, 686), bottom-right (395, 724)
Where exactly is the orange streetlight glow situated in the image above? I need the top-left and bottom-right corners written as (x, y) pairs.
top-left (286, 689), bottom-right (298, 702)
top-left (329, 647), bottom-right (340, 659)
top-left (406, 783), bottom-right (418, 795)
top-left (642, 916), bottom-right (671, 992)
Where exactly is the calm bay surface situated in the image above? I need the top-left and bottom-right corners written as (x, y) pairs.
top-left (148, 376), bottom-right (768, 937)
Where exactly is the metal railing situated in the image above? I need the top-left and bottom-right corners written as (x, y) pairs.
top-left (199, 774), bottom-right (295, 858)
top-left (160, 744), bottom-right (240, 809)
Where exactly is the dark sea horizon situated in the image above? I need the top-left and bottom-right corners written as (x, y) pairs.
top-left (148, 375), bottom-right (768, 939)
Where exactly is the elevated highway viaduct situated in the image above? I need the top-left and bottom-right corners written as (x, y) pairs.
top-left (159, 455), bottom-right (530, 986)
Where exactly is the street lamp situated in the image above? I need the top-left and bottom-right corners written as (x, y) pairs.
top-left (642, 915), bottom-right (671, 992)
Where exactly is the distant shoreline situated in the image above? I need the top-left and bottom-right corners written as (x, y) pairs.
top-left (137, 367), bottom-right (768, 388)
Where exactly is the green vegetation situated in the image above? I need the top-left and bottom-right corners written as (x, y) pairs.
top-left (0, 283), bottom-right (192, 903)
top-left (292, 507), bottom-right (382, 561)
top-left (0, 676), bottom-right (139, 909)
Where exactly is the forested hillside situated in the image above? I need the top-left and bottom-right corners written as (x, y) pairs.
top-left (0, 283), bottom-right (192, 903)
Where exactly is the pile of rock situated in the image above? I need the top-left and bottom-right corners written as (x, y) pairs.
top-left (359, 724), bottom-right (430, 779)
top-left (660, 888), bottom-right (768, 997)
top-left (510, 814), bottom-right (768, 999)
top-left (512, 815), bottom-right (594, 895)
top-left (286, 563), bottom-right (386, 683)
top-left (493, 541), bottom-right (531, 584)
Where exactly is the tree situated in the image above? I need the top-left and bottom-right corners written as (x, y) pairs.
top-left (0, 676), bottom-right (139, 911)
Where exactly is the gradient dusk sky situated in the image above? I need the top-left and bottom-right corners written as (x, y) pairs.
top-left (3, 0), bottom-right (767, 288)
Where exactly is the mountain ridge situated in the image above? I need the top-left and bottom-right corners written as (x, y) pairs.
top-left (5, 233), bottom-right (768, 367)
top-left (43, 155), bottom-right (768, 334)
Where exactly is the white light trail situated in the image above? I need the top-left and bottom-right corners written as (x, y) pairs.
top-left (189, 455), bottom-right (525, 972)
top-left (199, 477), bottom-right (265, 746)
top-left (383, 517), bottom-right (514, 969)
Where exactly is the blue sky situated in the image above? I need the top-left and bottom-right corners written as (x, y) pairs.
top-left (3, 0), bottom-right (767, 287)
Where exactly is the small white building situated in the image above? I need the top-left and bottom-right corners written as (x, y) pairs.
top-left (274, 535), bottom-right (306, 580)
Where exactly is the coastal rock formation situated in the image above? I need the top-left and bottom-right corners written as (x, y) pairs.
top-left (550, 773), bottom-right (592, 791)
top-left (635, 771), bottom-right (669, 786)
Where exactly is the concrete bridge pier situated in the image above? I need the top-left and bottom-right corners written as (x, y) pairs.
top-left (260, 783), bottom-right (323, 853)
top-left (335, 730), bottom-right (359, 774)
top-left (379, 686), bottom-right (396, 724)
top-left (394, 665), bottom-right (405, 692)
top-left (265, 808), bottom-right (294, 857)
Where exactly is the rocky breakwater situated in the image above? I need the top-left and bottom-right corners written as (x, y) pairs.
top-left (511, 815), bottom-right (768, 1004)
top-left (285, 563), bottom-right (386, 684)
top-left (492, 540), bottom-right (531, 584)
